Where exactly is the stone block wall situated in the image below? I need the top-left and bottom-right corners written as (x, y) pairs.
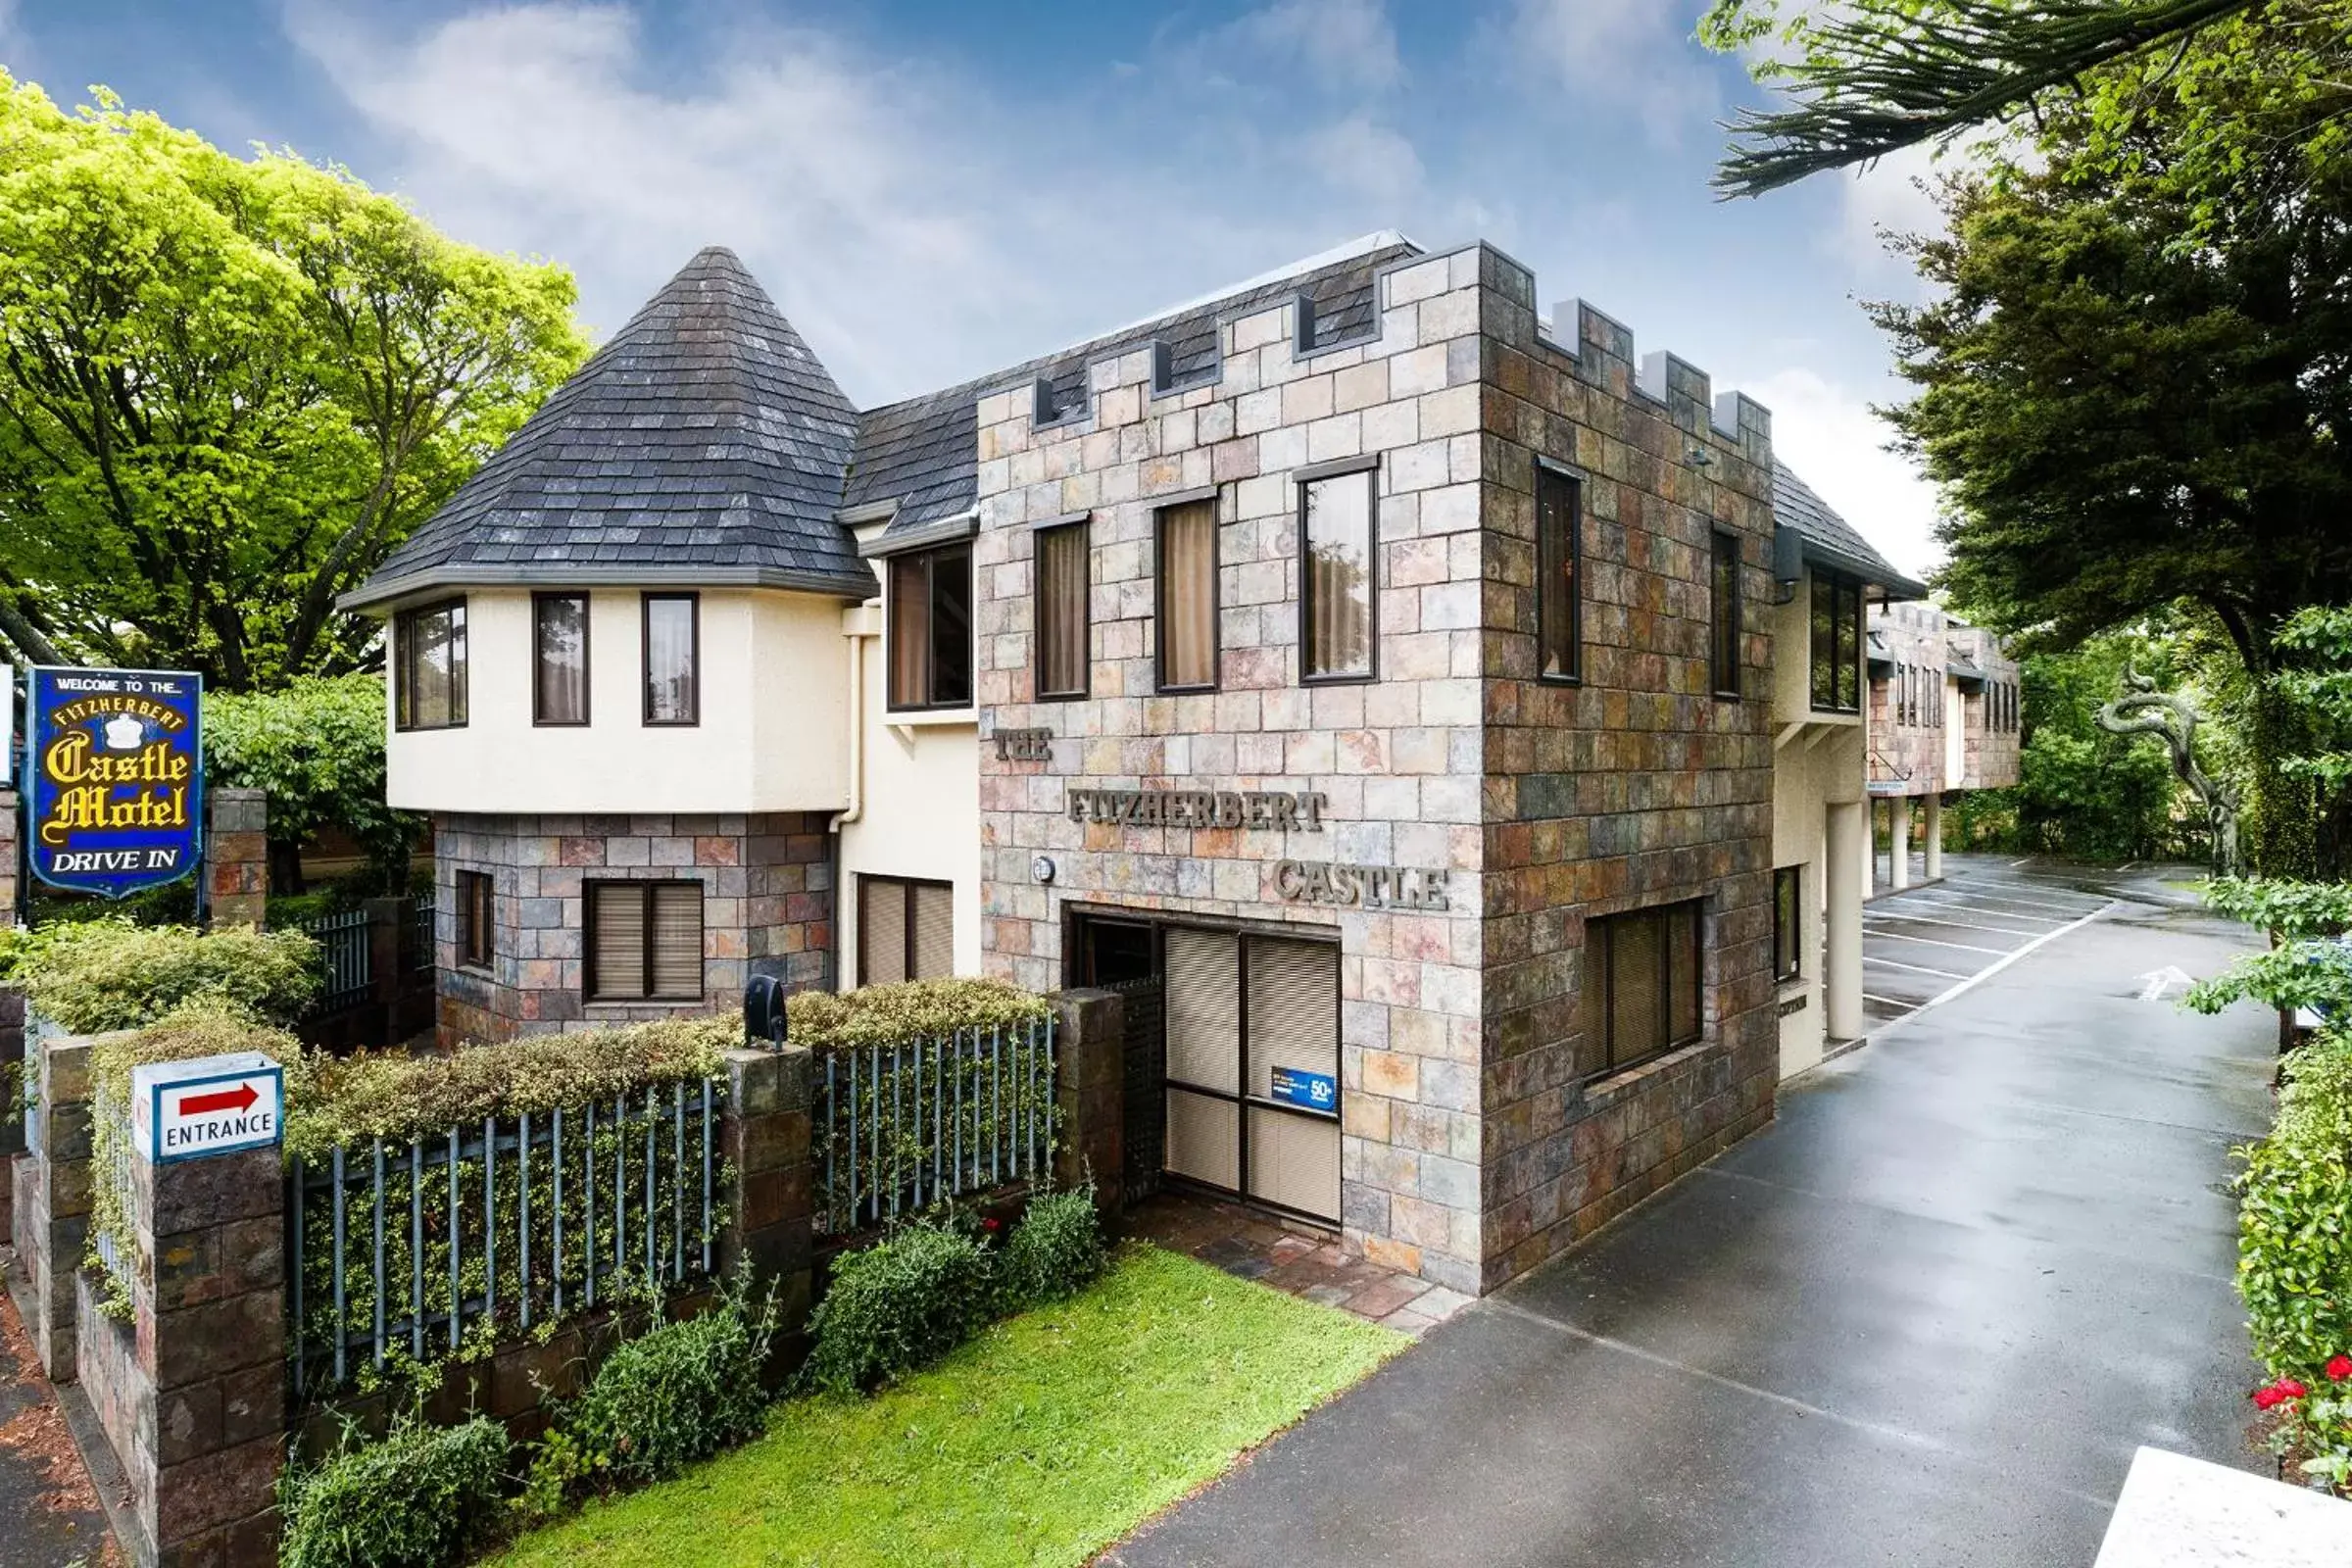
top-left (0, 785), bottom-right (19, 921)
top-left (0, 986), bottom-right (22, 1237)
top-left (973, 246), bottom-right (1494, 1293)
top-left (1868, 604), bottom-right (1948, 797)
top-left (432, 810), bottom-right (831, 1045)
top-left (14, 1028), bottom-right (93, 1380)
top-left (206, 787), bottom-right (268, 927)
top-left (1949, 625), bottom-right (2022, 789)
top-left (1473, 253), bottom-right (1780, 1288)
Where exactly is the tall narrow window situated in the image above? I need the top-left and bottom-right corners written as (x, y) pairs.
top-left (859, 875), bottom-right (956, 984)
top-left (456, 870), bottom-right (494, 970)
top-left (1578, 899), bottom-right (1705, 1079)
top-left (1772, 866), bottom-right (1802, 983)
top-left (393, 599), bottom-right (467, 730)
top-left (1537, 463), bottom-right (1582, 682)
top-left (1809, 572), bottom-right (1862, 713)
top-left (1710, 529), bottom-right (1741, 699)
top-left (642, 593), bottom-right (699, 725)
top-left (1035, 520), bottom-right (1089, 700)
top-left (1301, 468), bottom-right (1375, 681)
top-left (533, 593), bottom-right (589, 725)
top-left (585, 881), bottom-right (704, 1002)
top-left (1836, 580), bottom-right (1861, 710)
top-left (886, 544), bottom-right (973, 710)
top-left (1156, 498), bottom-right (1218, 691)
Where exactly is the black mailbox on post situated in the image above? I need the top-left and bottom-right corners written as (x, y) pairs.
top-left (743, 974), bottom-right (789, 1051)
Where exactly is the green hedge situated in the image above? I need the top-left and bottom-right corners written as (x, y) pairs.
top-left (278, 1414), bottom-right (510, 1568)
top-left (2239, 1029), bottom-right (2352, 1380)
top-left (547, 1277), bottom-right (777, 1493)
top-left (786, 977), bottom-right (1052, 1053)
top-left (5, 917), bottom-right (318, 1032)
top-left (1001, 1187), bottom-right (1106, 1307)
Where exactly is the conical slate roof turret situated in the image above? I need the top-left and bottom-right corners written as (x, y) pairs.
top-left (345, 247), bottom-right (872, 607)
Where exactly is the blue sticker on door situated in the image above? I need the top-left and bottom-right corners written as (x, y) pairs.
top-left (1268, 1065), bottom-right (1338, 1114)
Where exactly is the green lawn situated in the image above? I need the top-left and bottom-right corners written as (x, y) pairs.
top-left (491, 1243), bottom-right (1404, 1568)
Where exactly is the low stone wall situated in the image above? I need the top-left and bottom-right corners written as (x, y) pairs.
top-left (14, 1028), bottom-right (96, 1381)
top-left (1, 986), bottom-right (24, 1239)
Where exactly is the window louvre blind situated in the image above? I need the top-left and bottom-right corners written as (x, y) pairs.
top-left (588, 884), bottom-right (645, 1001)
top-left (910, 882), bottom-right (955, 980)
top-left (861, 878), bottom-right (907, 985)
top-left (1245, 938), bottom-right (1338, 1100)
top-left (1248, 1105), bottom-right (1340, 1221)
top-left (650, 884), bottom-right (704, 999)
top-left (1164, 927), bottom-right (1240, 1094)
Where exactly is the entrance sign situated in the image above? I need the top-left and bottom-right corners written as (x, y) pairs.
top-left (1269, 1065), bottom-right (1337, 1114)
top-left (132, 1053), bottom-right (283, 1164)
top-left (27, 666), bottom-right (204, 898)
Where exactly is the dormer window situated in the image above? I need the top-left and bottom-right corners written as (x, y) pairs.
top-left (888, 543), bottom-right (973, 710)
top-left (393, 599), bottom-right (467, 731)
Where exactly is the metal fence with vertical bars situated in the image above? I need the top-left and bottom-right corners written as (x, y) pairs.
top-left (297, 908), bottom-right (373, 1014)
top-left (286, 1079), bottom-right (723, 1397)
top-left (813, 1017), bottom-right (1056, 1236)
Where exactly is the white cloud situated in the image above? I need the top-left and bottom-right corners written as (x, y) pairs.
top-left (1747, 366), bottom-right (1942, 581)
top-left (1500, 0), bottom-right (1717, 141)
top-left (1831, 142), bottom-right (1945, 276)
top-left (1301, 113), bottom-right (1423, 205)
top-left (1221, 0), bottom-right (1403, 94)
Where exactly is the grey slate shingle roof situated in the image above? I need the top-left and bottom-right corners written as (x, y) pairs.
top-left (1772, 461), bottom-right (1929, 600)
top-left (844, 239), bottom-right (1416, 548)
top-left (345, 247), bottom-right (873, 608)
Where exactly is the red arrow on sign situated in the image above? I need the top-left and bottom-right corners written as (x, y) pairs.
top-left (179, 1083), bottom-right (259, 1116)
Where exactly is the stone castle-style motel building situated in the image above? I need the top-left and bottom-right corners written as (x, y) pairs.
top-left (344, 233), bottom-right (1943, 1295)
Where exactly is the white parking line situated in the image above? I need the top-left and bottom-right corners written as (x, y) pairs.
top-left (1862, 956), bottom-right (1974, 980)
top-left (1864, 994), bottom-right (1915, 1008)
top-left (1865, 910), bottom-right (2048, 939)
top-left (1911, 891), bottom-right (2102, 921)
top-left (1867, 930), bottom-right (2011, 956)
top-left (1917, 901), bottom-right (2119, 1009)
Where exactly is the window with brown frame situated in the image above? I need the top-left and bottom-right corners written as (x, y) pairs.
top-left (1710, 529), bottom-right (1741, 699)
top-left (1156, 498), bottom-right (1218, 691)
top-left (1300, 469), bottom-right (1375, 681)
top-left (1034, 520), bottom-right (1089, 700)
top-left (584, 881), bottom-right (704, 1002)
top-left (533, 593), bottom-right (589, 725)
top-left (859, 875), bottom-right (955, 984)
top-left (1809, 571), bottom-right (1862, 713)
top-left (393, 599), bottom-right (467, 730)
top-left (887, 544), bottom-right (974, 710)
top-left (1537, 463), bottom-right (1583, 682)
top-left (1578, 899), bottom-right (1705, 1079)
top-left (642, 593), bottom-right (699, 725)
top-left (456, 870), bottom-right (494, 971)
top-left (1772, 866), bottom-right (1802, 984)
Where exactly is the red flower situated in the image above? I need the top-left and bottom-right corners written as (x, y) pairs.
top-left (2327, 1355), bottom-right (2352, 1382)
top-left (982, 1216), bottom-right (1002, 1232)
top-left (2254, 1378), bottom-right (2310, 1410)
top-left (2255, 1386), bottom-right (2286, 1410)
top-left (2280, 1379), bottom-right (2309, 1398)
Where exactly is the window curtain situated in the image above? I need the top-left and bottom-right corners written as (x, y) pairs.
top-left (644, 597), bottom-right (697, 722)
top-left (889, 556), bottom-right (929, 707)
top-left (1538, 469), bottom-right (1579, 679)
top-left (1304, 474), bottom-right (1373, 678)
top-left (1159, 500), bottom-right (1217, 688)
top-left (1037, 523), bottom-right (1089, 697)
top-left (535, 596), bottom-right (588, 723)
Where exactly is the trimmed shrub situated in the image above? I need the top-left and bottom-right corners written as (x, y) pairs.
top-left (10, 917), bottom-right (318, 1032)
top-left (786, 977), bottom-right (1052, 1053)
top-left (277, 1414), bottom-right (509, 1568)
top-left (803, 1223), bottom-right (997, 1393)
top-left (1001, 1186), bottom-right (1105, 1308)
top-left (552, 1278), bottom-right (778, 1490)
top-left (2238, 1028), bottom-right (2352, 1381)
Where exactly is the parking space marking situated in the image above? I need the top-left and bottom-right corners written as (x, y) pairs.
top-left (1893, 892), bottom-right (2078, 920)
top-left (1864, 994), bottom-right (1915, 1008)
top-left (1862, 956), bottom-right (1974, 980)
top-left (1867, 930), bottom-right (2011, 956)
top-left (1917, 901), bottom-right (2119, 1010)
top-left (1865, 910), bottom-right (2049, 939)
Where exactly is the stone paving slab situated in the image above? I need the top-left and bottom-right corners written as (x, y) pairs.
top-left (1125, 1194), bottom-right (1471, 1336)
top-left (0, 1250), bottom-right (120, 1568)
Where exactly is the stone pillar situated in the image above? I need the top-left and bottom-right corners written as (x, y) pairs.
top-left (1052, 989), bottom-right (1125, 1229)
top-left (718, 1044), bottom-right (814, 1370)
top-left (0, 785), bottom-right (20, 922)
top-left (1858, 800), bottom-right (1877, 907)
top-left (14, 1029), bottom-right (95, 1380)
top-left (95, 1139), bottom-right (286, 1567)
top-left (205, 787), bottom-right (268, 928)
top-left (364, 896), bottom-right (409, 1048)
top-left (1826, 803), bottom-right (1866, 1043)
top-left (1924, 794), bottom-right (1944, 881)
top-left (1891, 799), bottom-right (1912, 891)
top-left (0, 986), bottom-right (22, 1238)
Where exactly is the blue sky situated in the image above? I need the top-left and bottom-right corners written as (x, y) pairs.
top-left (1, 0), bottom-right (1948, 574)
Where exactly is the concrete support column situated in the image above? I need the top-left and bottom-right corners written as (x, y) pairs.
top-left (89, 1138), bottom-right (288, 1566)
top-left (1052, 988), bottom-right (1126, 1231)
top-left (13, 1028), bottom-right (95, 1380)
top-left (1859, 800), bottom-right (1877, 907)
top-left (1891, 799), bottom-right (1912, 891)
top-left (1924, 795), bottom-right (1944, 881)
top-left (205, 787), bottom-right (268, 928)
top-left (1826, 803), bottom-right (1866, 1042)
top-left (718, 1044), bottom-right (814, 1377)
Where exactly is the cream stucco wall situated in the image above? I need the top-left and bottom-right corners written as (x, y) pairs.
top-left (1771, 569), bottom-right (1868, 1080)
top-left (383, 588), bottom-right (852, 815)
top-left (834, 606), bottom-right (985, 986)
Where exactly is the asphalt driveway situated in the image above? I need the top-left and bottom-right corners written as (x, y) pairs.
top-left (1106, 861), bottom-right (2278, 1568)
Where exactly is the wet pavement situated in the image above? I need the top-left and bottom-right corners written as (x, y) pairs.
top-left (0, 1252), bottom-right (120, 1567)
top-left (1105, 860), bottom-right (2278, 1568)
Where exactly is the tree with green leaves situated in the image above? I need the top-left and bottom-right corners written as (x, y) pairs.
top-left (204, 674), bottom-right (416, 896)
top-left (0, 75), bottom-right (587, 688)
